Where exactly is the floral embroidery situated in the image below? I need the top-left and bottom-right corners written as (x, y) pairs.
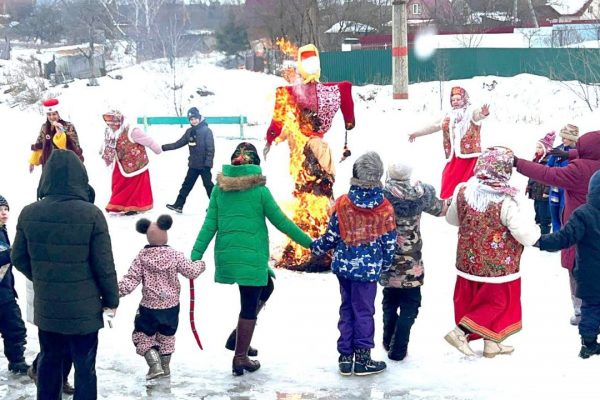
top-left (116, 127), bottom-right (149, 174)
top-left (455, 187), bottom-right (523, 278)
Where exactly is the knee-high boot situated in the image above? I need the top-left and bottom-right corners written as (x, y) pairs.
top-left (225, 301), bottom-right (265, 355)
top-left (232, 318), bottom-right (261, 376)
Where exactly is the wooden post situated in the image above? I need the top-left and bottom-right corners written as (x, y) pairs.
top-left (392, 0), bottom-right (409, 100)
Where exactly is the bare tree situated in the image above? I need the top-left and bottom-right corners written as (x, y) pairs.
top-left (548, 50), bottom-right (600, 111)
top-left (61, 0), bottom-right (117, 86)
top-left (155, 6), bottom-right (190, 117)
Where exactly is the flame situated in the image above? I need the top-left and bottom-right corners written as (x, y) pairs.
top-left (272, 87), bottom-right (332, 270)
top-left (276, 38), bottom-right (299, 83)
top-left (276, 37), bottom-right (298, 57)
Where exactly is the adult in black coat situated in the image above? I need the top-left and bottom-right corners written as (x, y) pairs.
top-left (537, 169), bottom-right (600, 359)
top-left (12, 149), bottom-right (119, 399)
top-left (163, 107), bottom-right (215, 213)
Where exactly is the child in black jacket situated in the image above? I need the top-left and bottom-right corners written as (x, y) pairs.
top-left (163, 107), bottom-right (215, 213)
top-left (0, 195), bottom-right (29, 374)
top-left (536, 170), bottom-right (600, 359)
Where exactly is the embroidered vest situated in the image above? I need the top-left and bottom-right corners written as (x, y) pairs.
top-left (335, 195), bottom-right (396, 246)
top-left (455, 187), bottom-right (523, 278)
top-left (116, 127), bottom-right (148, 174)
top-left (442, 119), bottom-right (482, 160)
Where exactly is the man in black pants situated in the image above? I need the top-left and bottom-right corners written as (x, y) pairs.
top-left (12, 150), bottom-right (119, 400)
top-left (163, 107), bottom-right (215, 213)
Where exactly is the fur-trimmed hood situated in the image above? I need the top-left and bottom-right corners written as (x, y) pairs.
top-left (217, 164), bottom-right (267, 192)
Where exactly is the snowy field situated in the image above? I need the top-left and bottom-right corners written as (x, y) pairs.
top-left (1, 52), bottom-right (600, 399)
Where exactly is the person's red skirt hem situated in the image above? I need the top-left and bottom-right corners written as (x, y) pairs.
top-left (105, 165), bottom-right (154, 213)
top-left (453, 275), bottom-right (522, 342)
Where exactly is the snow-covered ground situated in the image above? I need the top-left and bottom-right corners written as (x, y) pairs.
top-left (1, 52), bottom-right (600, 400)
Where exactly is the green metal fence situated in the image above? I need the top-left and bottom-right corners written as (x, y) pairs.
top-left (320, 48), bottom-right (600, 85)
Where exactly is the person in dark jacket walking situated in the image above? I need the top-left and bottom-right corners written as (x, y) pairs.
top-left (536, 170), bottom-right (600, 359)
top-left (525, 132), bottom-right (555, 235)
top-left (11, 150), bottom-right (119, 400)
top-left (163, 107), bottom-right (215, 213)
top-left (380, 163), bottom-right (447, 361)
top-left (0, 195), bottom-right (29, 375)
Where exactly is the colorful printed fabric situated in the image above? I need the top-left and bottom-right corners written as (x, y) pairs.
top-left (474, 146), bottom-right (518, 197)
top-left (456, 187), bottom-right (524, 280)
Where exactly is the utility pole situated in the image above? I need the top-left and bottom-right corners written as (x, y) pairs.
top-left (392, 0), bottom-right (409, 99)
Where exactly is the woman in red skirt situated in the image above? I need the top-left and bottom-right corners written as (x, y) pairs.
top-left (101, 111), bottom-right (162, 214)
top-left (409, 87), bottom-right (490, 199)
top-left (444, 147), bottom-right (540, 357)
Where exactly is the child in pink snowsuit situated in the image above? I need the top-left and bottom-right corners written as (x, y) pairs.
top-left (118, 215), bottom-right (205, 380)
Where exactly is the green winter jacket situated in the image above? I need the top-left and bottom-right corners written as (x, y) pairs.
top-left (191, 164), bottom-right (312, 286)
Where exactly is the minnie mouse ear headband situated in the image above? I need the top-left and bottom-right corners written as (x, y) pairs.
top-left (136, 215), bottom-right (173, 246)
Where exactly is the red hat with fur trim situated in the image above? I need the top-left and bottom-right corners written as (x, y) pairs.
top-left (43, 98), bottom-right (61, 114)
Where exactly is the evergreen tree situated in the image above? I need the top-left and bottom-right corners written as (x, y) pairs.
top-left (216, 11), bottom-right (249, 57)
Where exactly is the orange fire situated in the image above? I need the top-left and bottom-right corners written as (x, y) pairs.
top-left (275, 38), bottom-right (299, 83)
top-left (272, 87), bottom-right (331, 270)
top-left (275, 37), bottom-right (298, 57)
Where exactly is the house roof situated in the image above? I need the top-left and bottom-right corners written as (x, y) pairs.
top-left (546, 0), bottom-right (594, 15)
top-left (414, 0), bottom-right (454, 18)
top-left (325, 21), bottom-right (377, 34)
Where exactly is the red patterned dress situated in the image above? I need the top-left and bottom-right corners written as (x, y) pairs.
top-left (450, 186), bottom-right (525, 342)
top-left (106, 126), bottom-right (162, 213)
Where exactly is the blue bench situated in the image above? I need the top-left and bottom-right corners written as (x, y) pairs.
top-left (137, 116), bottom-right (248, 139)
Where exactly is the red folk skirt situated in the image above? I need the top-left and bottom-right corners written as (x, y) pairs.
top-left (453, 275), bottom-right (522, 342)
top-left (440, 155), bottom-right (478, 199)
top-left (105, 164), bottom-right (154, 213)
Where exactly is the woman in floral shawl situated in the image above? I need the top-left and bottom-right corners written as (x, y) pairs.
top-left (100, 110), bottom-right (162, 214)
top-left (444, 147), bottom-right (540, 358)
top-left (409, 87), bottom-right (490, 199)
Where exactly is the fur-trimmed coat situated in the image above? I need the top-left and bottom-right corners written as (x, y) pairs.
top-left (191, 164), bottom-right (312, 286)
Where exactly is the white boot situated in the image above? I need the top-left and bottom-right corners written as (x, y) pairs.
top-left (483, 340), bottom-right (514, 358)
top-left (444, 327), bottom-right (476, 357)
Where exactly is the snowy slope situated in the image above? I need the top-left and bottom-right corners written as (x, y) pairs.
top-left (1, 53), bottom-right (599, 400)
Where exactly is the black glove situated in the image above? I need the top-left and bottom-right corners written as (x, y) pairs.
top-left (512, 155), bottom-right (519, 167)
top-left (549, 149), bottom-right (569, 159)
top-left (533, 240), bottom-right (540, 248)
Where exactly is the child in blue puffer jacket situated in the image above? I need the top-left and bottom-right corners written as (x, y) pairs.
top-left (311, 152), bottom-right (396, 376)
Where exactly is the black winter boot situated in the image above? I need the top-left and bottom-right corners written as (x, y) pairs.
top-left (8, 361), bottom-right (29, 374)
top-left (166, 204), bottom-right (183, 213)
top-left (579, 339), bottom-right (600, 359)
top-left (353, 348), bottom-right (386, 376)
top-left (388, 309), bottom-right (418, 361)
top-left (338, 353), bottom-right (353, 376)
